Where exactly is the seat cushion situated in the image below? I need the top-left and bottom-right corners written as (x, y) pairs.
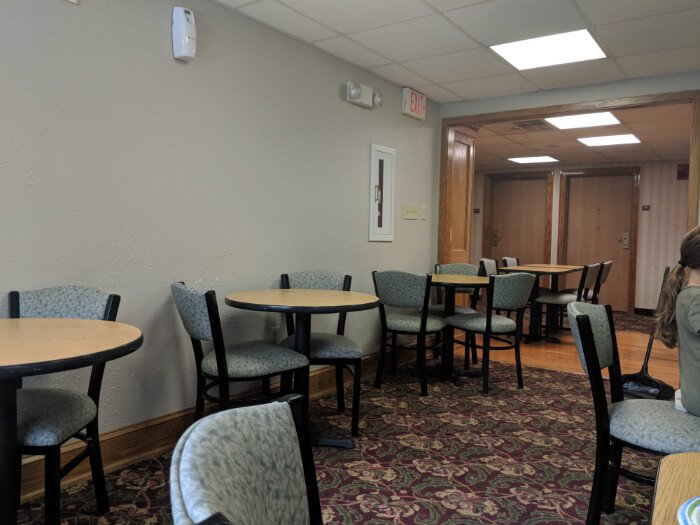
top-left (17, 388), bottom-right (97, 447)
top-left (560, 288), bottom-right (594, 300)
top-left (609, 399), bottom-right (700, 455)
top-left (427, 304), bottom-right (476, 317)
top-left (386, 313), bottom-right (447, 333)
top-left (280, 333), bottom-right (361, 360)
top-left (201, 341), bottom-right (309, 379)
top-left (536, 292), bottom-right (578, 305)
top-left (446, 313), bottom-right (517, 334)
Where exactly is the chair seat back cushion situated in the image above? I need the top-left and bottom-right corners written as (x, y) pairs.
top-left (386, 313), bottom-right (446, 333)
top-left (17, 388), bottom-right (97, 447)
top-left (18, 285), bottom-right (111, 320)
top-left (200, 341), bottom-right (309, 379)
top-left (170, 403), bottom-right (310, 525)
top-left (374, 271), bottom-right (427, 308)
top-left (280, 333), bottom-right (361, 360)
top-left (567, 302), bottom-right (614, 374)
top-left (171, 283), bottom-right (214, 342)
top-left (493, 273), bottom-right (536, 311)
top-left (609, 399), bottom-right (700, 455)
top-left (536, 292), bottom-right (578, 305)
top-left (287, 270), bottom-right (344, 290)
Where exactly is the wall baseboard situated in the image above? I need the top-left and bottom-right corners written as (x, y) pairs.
top-left (19, 346), bottom-right (422, 502)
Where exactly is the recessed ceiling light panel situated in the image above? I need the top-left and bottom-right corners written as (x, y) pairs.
top-left (578, 134), bottom-right (640, 147)
top-left (490, 30), bottom-right (606, 71)
top-left (508, 156), bottom-right (559, 164)
top-left (545, 112), bottom-right (620, 130)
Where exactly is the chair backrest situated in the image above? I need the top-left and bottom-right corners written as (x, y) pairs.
top-left (9, 285), bottom-right (119, 321)
top-left (479, 258), bottom-right (498, 277)
top-left (599, 260), bottom-right (613, 285)
top-left (501, 257), bottom-right (519, 267)
top-left (281, 271), bottom-right (351, 336)
top-left (170, 395), bottom-right (322, 525)
top-left (491, 273), bottom-right (535, 311)
top-left (372, 271), bottom-right (430, 309)
top-left (170, 282), bottom-right (217, 342)
top-left (434, 263), bottom-right (480, 277)
top-left (577, 263), bottom-right (602, 301)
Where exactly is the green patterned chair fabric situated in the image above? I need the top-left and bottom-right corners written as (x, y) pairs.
top-left (501, 257), bottom-right (518, 267)
top-left (567, 302), bottom-right (614, 374)
top-left (434, 262), bottom-right (480, 295)
top-left (386, 313), bottom-right (447, 333)
top-left (492, 273), bottom-right (535, 310)
top-left (479, 258), bottom-right (498, 277)
top-left (280, 333), bottom-right (361, 360)
top-left (201, 341), bottom-right (309, 379)
top-left (16, 285), bottom-right (112, 320)
top-left (170, 402), bottom-right (310, 525)
top-left (446, 313), bottom-right (517, 334)
top-left (286, 270), bottom-right (344, 291)
top-left (583, 263), bottom-right (602, 290)
top-left (599, 261), bottom-right (613, 284)
top-left (171, 283), bottom-right (214, 341)
top-left (536, 291), bottom-right (578, 305)
top-left (17, 388), bottom-right (97, 447)
top-left (373, 271), bottom-right (428, 308)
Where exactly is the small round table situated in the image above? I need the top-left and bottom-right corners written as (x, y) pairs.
top-left (225, 289), bottom-right (379, 448)
top-left (0, 318), bottom-right (144, 522)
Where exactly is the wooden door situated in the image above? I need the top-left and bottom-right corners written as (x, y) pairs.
top-left (561, 172), bottom-right (638, 311)
top-left (486, 176), bottom-right (550, 265)
top-left (439, 128), bottom-right (475, 264)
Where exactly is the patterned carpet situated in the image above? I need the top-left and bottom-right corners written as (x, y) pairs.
top-left (18, 363), bottom-right (657, 524)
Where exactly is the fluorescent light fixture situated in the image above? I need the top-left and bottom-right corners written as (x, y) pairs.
top-left (545, 112), bottom-right (620, 130)
top-left (491, 30), bottom-right (606, 71)
top-left (508, 156), bottom-right (559, 164)
top-left (578, 134), bottom-right (640, 147)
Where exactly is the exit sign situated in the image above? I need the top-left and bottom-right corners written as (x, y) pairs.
top-left (402, 88), bottom-right (426, 121)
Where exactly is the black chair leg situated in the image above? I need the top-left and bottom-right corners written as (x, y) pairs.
top-left (293, 365), bottom-right (310, 400)
top-left (482, 333), bottom-right (491, 394)
top-left (195, 372), bottom-right (205, 421)
top-left (261, 376), bottom-right (271, 397)
top-left (335, 365), bottom-right (345, 413)
top-left (374, 329), bottom-right (387, 389)
top-left (587, 440), bottom-right (610, 525)
top-left (603, 442), bottom-right (623, 514)
top-left (87, 420), bottom-right (109, 514)
top-left (280, 371), bottom-right (293, 394)
top-left (351, 360), bottom-right (361, 437)
top-left (44, 447), bottom-right (61, 524)
top-left (471, 334), bottom-right (478, 364)
top-left (464, 332), bottom-right (473, 371)
top-left (514, 333), bottom-right (523, 389)
top-left (418, 336), bottom-right (428, 396)
top-left (432, 331), bottom-right (442, 359)
top-left (390, 333), bottom-right (398, 376)
top-left (15, 452), bottom-right (22, 509)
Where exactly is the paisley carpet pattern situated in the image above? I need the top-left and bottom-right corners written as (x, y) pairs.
top-left (18, 363), bottom-right (656, 524)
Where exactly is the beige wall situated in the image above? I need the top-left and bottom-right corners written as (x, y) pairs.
top-left (472, 162), bottom-right (688, 309)
top-left (0, 1), bottom-right (441, 432)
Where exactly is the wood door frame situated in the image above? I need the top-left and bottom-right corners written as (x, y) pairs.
top-left (438, 125), bottom-right (477, 263)
top-left (557, 167), bottom-right (640, 313)
top-left (439, 90), bottom-right (700, 253)
top-left (481, 171), bottom-right (554, 262)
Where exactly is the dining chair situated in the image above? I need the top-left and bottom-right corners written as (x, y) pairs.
top-left (9, 285), bottom-right (121, 522)
top-left (446, 272), bottom-right (535, 394)
top-left (501, 257), bottom-right (519, 267)
top-left (279, 270), bottom-right (363, 436)
top-left (170, 394), bottom-right (322, 525)
top-left (372, 271), bottom-right (446, 396)
top-left (170, 282), bottom-right (309, 419)
top-left (479, 258), bottom-right (499, 276)
top-left (567, 302), bottom-right (700, 524)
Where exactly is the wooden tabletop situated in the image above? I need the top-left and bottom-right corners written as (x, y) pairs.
top-left (501, 264), bottom-right (583, 275)
top-left (430, 274), bottom-right (490, 287)
top-left (651, 452), bottom-right (700, 524)
top-left (225, 289), bottom-right (379, 314)
top-left (0, 318), bottom-right (143, 378)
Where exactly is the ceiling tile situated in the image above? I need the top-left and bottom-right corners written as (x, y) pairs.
top-left (482, 122), bottom-right (529, 135)
top-left (417, 85), bottom-right (463, 103)
top-left (476, 135), bottom-right (519, 146)
top-left (520, 58), bottom-right (624, 90)
top-left (445, 74), bottom-right (538, 99)
top-left (575, 0), bottom-right (700, 25)
top-left (507, 130), bottom-right (569, 144)
top-left (238, 0), bottom-right (337, 42)
top-left (445, 0), bottom-right (588, 46)
top-left (424, 0), bottom-right (489, 11)
top-left (314, 37), bottom-right (391, 68)
top-left (369, 63), bottom-right (431, 88)
top-left (617, 46), bottom-right (700, 78)
top-left (278, 0), bottom-right (433, 33)
top-left (402, 48), bottom-right (513, 84)
top-left (594, 8), bottom-right (700, 56)
top-left (350, 15), bottom-right (479, 62)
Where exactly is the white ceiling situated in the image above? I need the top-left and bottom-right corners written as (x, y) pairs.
top-left (215, 0), bottom-right (700, 103)
top-left (473, 102), bottom-right (692, 171)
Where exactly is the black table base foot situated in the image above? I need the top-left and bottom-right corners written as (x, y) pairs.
top-left (314, 437), bottom-right (354, 449)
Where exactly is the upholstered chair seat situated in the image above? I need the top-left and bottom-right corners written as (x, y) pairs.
top-left (386, 312), bottom-right (447, 333)
top-left (17, 388), bottom-right (97, 447)
top-left (200, 341), bottom-right (310, 379)
top-left (280, 333), bottom-right (361, 360)
top-left (447, 313), bottom-right (517, 334)
top-left (427, 304), bottom-right (476, 316)
top-left (536, 292), bottom-right (578, 305)
top-left (608, 399), bottom-right (700, 455)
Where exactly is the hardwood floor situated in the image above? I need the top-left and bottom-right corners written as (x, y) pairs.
top-left (455, 329), bottom-right (679, 388)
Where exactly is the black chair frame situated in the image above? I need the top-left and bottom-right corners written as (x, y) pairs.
top-left (280, 273), bottom-right (362, 437)
top-left (9, 290), bottom-right (120, 522)
top-left (572, 305), bottom-right (663, 525)
top-left (373, 272), bottom-right (443, 397)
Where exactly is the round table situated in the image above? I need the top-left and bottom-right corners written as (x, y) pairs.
top-left (0, 318), bottom-right (143, 522)
top-left (225, 289), bottom-right (379, 448)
